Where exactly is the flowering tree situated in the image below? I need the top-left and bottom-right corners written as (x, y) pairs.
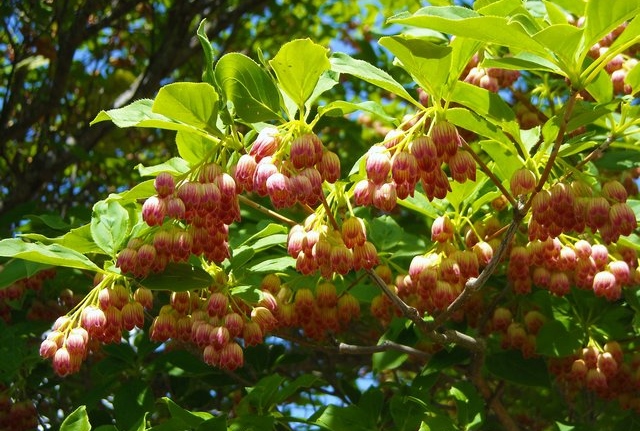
top-left (1, 1), bottom-right (640, 430)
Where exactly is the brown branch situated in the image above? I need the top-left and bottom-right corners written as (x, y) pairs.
top-left (338, 340), bottom-right (430, 360)
top-left (525, 91), bottom-right (578, 213)
top-left (237, 194), bottom-right (297, 226)
top-left (365, 268), bottom-right (484, 352)
top-left (430, 202), bottom-right (525, 329)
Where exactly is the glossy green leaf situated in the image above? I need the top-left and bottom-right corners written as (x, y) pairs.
top-left (175, 131), bottom-right (214, 165)
top-left (152, 82), bottom-right (219, 133)
top-left (482, 53), bottom-right (560, 73)
top-left (446, 107), bottom-right (512, 146)
top-left (90, 200), bottom-right (129, 256)
top-left (543, 1), bottom-right (572, 25)
top-left (60, 405), bottom-right (91, 431)
top-left (389, 6), bottom-right (550, 59)
top-left (195, 416), bottom-right (227, 431)
top-left (141, 263), bottom-right (213, 291)
top-left (136, 157), bottom-right (191, 177)
top-left (196, 19), bottom-right (216, 86)
top-left (582, 0), bottom-right (640, 51)
top-left (248, 256), bottom-right (295, 272)
top-left (330, 52), bottom-right (418, 104)
top-left (450, 81), bottom-right (516, 123)
top-left (446, 171), bottom-right (488, 213)
top-left (161, 397), bottom-right (212, 426)
top-left (305, 70), bottom-right (340, 111)
top-left (270, 39), bottom-right (330, 107)
top-left (314, 404), bottom-right (376, 431)
top-left (22, 223), bottom-right (106, 255)
top-left (275, 374), bottom-right (323, 404)
top-left (215, 52), bottom-right (281, 123)
top-left (390, 395), bottom-right (426, 431)
top-left (585, 68), bottom-right (613, 103)
top-left (531, 24), bottom-right (583, 76)
top-left (319, 100), bottom-right (396, 123)
top-left (0, 239), bottom-right (99, 271)
top-left (228, 414), bottom-right (274, 431)
top-left (379, 36), bottom-right (452, 99)
top-left (240, 223), bottom-right (289, 247)
top-left (91, 99), bottom-right (205, 135)
top-left (485, 350), bottom-right (550, 387)
top-left (113, 380), bottom-right (153, 431)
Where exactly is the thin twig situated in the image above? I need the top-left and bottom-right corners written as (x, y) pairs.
top-left (338, 340), bottom-right (431, 360)
top-left (238, 194), bottom-right (297, 226)
top-left (525, 91), bottom-right (578, 212)
top-left (430, 202), bottom-right (525, 329)
top-left (365, 268), bottom-right (484, 352)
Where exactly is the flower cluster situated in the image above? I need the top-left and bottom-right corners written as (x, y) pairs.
top-left (354, 120), bottom-right (476, 211)
top-left (39, 276), bottom-right (150, 376)
top-left (529, 180), bottom-right (636, 243)
top-left (234, 127), bottom-right (340, 208)
top-left (287, 214), bottom-right (379, 278)
top-left (117, 165), bottom-right (240, 277)
top-left (550, 341), bottom-right (640, 408)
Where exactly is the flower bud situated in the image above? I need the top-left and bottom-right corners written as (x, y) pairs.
top-left (431, 215), bottom-right (454, 243)
top-left (142, 196), bottom-right (167, 226)
top-left (510, 168), bottom-right (536, 196)
top-left (250, 126), bottom-right (279, 161)
top-left (448, 150), bottom-right (476, 183)
top-left (430, 121), bottom-right (459, 160)
top-left (154, 172), bottom-right (176, 198)
top-left (409, 135), bottom-right (438, 173)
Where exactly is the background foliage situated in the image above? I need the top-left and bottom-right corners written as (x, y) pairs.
top-left (1, 1), bottom-right (640, 431)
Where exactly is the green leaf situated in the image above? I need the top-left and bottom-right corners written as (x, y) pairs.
top-left (389, 6), bottom-right (550, 59)
top-left (314, 404), bottom-right (376, 431)
top-left (228, 414), bottom-right (275, 431)
top-left (196, 416), bottom-right (226, 431)
top-left (275, 374), bottom-right (323, 404)
top-left (446, 107), bottom-right (512, 147)
top-left (152, 82), bottom-right (219, 132)
top-left (270, 39), bottom-right (330, 108)
top-left (446, 171), bottom-right (488, 213)
top-left (535, 320), bottom-right (583, 358)
top-left (485, 350), bottom-right (550, 387)
top-left (0, 259), bottom-right (51, 289)
top-left (136, 157), bottom-right (191, 177)
top-left (175, 131), bottom-right (214, 165)
top-left (161, 397), bottom-right (212, 426)
top-left (318, 100), bottom-right (396, 123)
top-left (390, 395), bottom-right (426, 431)
top-left (330, 52), bottom-right (419, 105)
top-left (196, 19), bottom-right (216, 86)
top-left (0, 239), bottom-right (100, 271)
top-left (142, 263), bottom-right (213, 291)
top-left (450, 81), bottom-right (516, 123)
top-left (91, 99), bottom-right (209, 137)
top-left (531, 24), bottom-right (583, 76)
top-left (584, 68), bottom-right (613, 103)
top-left (379, 36), bottom-right (452, 99)
top-left (214, 52), bottom-right (281, 123)
top-left (240, 223), bottom-right (289, 247)
top-left (60, 405), bottom-right (91, 431)
top-left (90, 200), bottom-right (129, 256)
top-left (482, 53), bottom-right (560, 73)
top-left (582, 0), bottom-right (640, 51)
top-left (248, 256), bottom-right (295, 272)
top-left (113, 380), bottom-right (153, 431)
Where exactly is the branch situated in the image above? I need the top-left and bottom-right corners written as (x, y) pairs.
top-left (237, 194), bottom-right (297, 226)
top-left (365, 268), bottom-right (484, 352)
top-left (430, 202), bottom-right (525, 329)
top-left (337, 340), bottom-right (430, 360)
